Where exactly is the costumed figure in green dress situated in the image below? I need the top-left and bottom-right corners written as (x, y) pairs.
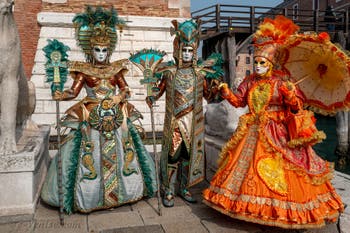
top-left (41, 6), bottom-right (157, 214)
top-left (146, 19), bottom-right (223, 207)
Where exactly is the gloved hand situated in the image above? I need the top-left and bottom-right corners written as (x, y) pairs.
top-left (279, 81), bottom-right (296, 100)
top-left (145, 96), bottom-right (155, 108)
top-left (52, 90), bottom-right (63, 101)
top-left (218, 82), bottom-right (230, 96)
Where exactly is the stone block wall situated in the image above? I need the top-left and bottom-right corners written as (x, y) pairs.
top-left (32, 12), bottom-right (185, 135)
top-left (13, 0), bottom-right (190, 85)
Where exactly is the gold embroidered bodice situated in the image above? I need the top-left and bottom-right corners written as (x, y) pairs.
top-left (248, 81), bottom-right (272, 116)
top-left (61, 60), bottom-right (129, 121)
top-left (65, 60), bottom-right (129, 101)
top-left (173, 67), bottom-right (196, 117)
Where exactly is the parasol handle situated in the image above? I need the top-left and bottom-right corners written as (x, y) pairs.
top-left (293, 76), bottom-right (309, 85)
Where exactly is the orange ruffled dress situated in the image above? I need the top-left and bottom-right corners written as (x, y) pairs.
top-left (203, 72), bottom-right (344, 229)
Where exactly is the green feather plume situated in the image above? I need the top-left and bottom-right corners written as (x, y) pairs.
top-left (127, 119), bottom-right (157, 197)
top-left (73, 5), bottom-right (125, 28)
top-left (63, 122), bottom-right (84, 214)
top-left (199, 52), bottom-right (224, 80)
top-left (43, 39), bottom-right (70, 93)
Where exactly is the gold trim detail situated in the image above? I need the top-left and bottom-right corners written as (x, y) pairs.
top-left (69, 60), bottom-right (128, 79)
top-left (206, 186), bottom-right (341, 211)
top-left (203, 200), bottom-right (339, 229)
top-left (248, 80), bottom-right (273, 115)
top-left (257, 156), bottom-right (288, 195)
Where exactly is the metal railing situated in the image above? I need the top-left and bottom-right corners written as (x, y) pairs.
top-left (192, 4), bottom-right (349, 39)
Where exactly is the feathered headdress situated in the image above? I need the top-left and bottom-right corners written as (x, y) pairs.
top-left (253, 15), bottom-right (299, 65)
top-left (73, 6), bottom-right (125, 62)
top-left (171, 19), bottom-right (200, 67)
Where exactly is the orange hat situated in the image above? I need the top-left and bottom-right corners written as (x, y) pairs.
top-left (254, 43), bottom-right (278, 64)
top-left (252, 15), bottom-right (299, 66)
top-left (253, 15), bottom-right (299, 44)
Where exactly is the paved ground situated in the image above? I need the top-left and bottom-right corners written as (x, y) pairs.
top-left (1, 177), bottom-right (346, 233)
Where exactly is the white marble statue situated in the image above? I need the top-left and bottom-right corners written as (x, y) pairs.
top-left (0, 0), bottom-right (35, 155)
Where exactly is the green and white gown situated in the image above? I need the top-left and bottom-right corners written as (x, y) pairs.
top-left (41, 62), bottom-right (157, 214)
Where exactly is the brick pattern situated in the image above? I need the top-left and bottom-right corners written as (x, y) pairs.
top-left (41, 0), bottom-right (187, 18)
top-left (13, 0), bottom-right (42, 79)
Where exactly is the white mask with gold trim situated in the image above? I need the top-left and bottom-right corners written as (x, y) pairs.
top-left (254, 57), bottom-right (272, 76)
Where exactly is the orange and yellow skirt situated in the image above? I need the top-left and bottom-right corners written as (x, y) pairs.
top-left (203, 123), bottom-right (343, 229)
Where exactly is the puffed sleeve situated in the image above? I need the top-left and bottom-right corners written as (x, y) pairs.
top-left (111, 69), bottom-right (129, 91)
top-left (278, 81), bottom-right (303, 112)
top-left (220, 77), bottom-right (249, 108)
top-left (61, 72), bottom-right (85, 100)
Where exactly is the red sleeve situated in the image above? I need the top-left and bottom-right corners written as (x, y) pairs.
top-left (221, 77), bottom-right (249, 107)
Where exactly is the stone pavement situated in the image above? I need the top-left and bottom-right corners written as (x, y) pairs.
top-left (1, 174), bottom-right (349, 233)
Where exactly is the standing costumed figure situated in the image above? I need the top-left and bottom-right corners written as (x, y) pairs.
top-left (203, 16), bottom-right (344, 229)
top-left (145, 19), bottom-right (223, 207)
top-left (41, 6), bottom-right (157, 214)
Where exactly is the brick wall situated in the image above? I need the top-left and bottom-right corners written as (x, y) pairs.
top-left (41, 0), bottom-right (189, 18)
top-left (13, 0), bottom-right (42, 79)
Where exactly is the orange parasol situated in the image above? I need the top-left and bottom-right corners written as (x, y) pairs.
top-left (282, 32), bottom-right (350, 115)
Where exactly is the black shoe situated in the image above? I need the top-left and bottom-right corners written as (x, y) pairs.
top-left (179, 189), bottom-right (197, 203)
top-left (162, 191), bottom-right (174, 207)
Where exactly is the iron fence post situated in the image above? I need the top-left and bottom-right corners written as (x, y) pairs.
top-left (250, 6), bottom-right (255, 33)
top-left (344, 9), bottom-right (349, 36)
top-left (216, 4), bottom-right (221, 32)
top-left (313, 8), bottom-right (319, 33)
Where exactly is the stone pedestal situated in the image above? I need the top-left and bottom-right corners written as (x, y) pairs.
top-left (205, 135), bottom-right (226, 181)
top-left (332, 172), bottom-right (350, 233)
top-left (0, 125), bottom-right (50, 222)
top-left (204, 101), bottom-right (247, 181)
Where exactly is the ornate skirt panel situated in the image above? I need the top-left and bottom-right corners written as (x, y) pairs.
top-left (41, 124), bottom-right (147, 213)
top-left (264, 119), bottom-right (329, 176)
top-left (203, 123), bottom-right (344, 229)
top-left (171, 112), bottom-right (193, 155)
top-left (75, 127), bottom-right (144, 212)
top-left (161, 82), bottom-right (205, 188)
top-left (188, 104), bottom-right (205, 186)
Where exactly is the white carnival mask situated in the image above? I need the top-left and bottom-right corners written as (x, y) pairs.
top-left (254, 57), bottom-right (272, 76)
top-left (182, 46), bottom-right (194, 63)
top-left (93, 45), bottom-right (108, 63)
